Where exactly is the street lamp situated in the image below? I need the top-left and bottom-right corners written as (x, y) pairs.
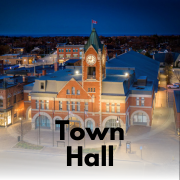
top-left (19, 117), bottom-right (23, 141)
top-left (116, 116), bottom-right (121, 146)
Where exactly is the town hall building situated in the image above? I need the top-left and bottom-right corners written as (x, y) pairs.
top-left (24, 28), bottom-right (159, 133)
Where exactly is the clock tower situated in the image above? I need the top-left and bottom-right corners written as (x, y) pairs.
top-left (82, 28), bottom-right (106, 125)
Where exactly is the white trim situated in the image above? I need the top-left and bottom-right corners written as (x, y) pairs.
top-left (102, 115), bottom-right (126, 132)
top-left (32, 112), bottom-right (53, 129)
top-left (64, 113), bottom-right (84, 127)
top-left (26, 106), bottom-right (31, 120)
top-left (24, 90), bottom-right (32, 93)
top-left (85, 118), bottom-right (95, 130)
top-left (126, 94), bottom-right (152, 102)
top-left (53, 116), bottom-right (62, 121)
top-left (130, 110), bottom-right (150, 126)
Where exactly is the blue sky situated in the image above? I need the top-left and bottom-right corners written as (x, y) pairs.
top-left (0, 0), bottom-right (180, 35)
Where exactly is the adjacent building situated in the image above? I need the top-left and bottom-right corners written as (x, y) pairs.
top-left (57, 45), bottom-right (84, 64)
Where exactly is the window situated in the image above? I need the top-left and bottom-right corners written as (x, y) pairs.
top-left (41, 100), bottom-right (44, 109)
top-left (77, 90), bottom-right (80, 95)
top-left (117, 103), bottom-right (120, 113)
top-left (76, 49), bottom-right (78, 52)
top-left (66, 89), bottom-right (70, 94)
top-left (73, 54), bottom-right (78, 58)
top-left (87, 67), bottom-right (96, 79)
top-left (136, 97), bottom-right (139, 106)
top-left (111, 103), bottom-right (115, 113)
top-left (88, 88), bottom-right (90, 92)
top-left (62, 49), bottom-right (64, 52)
top-left (93, 88), bottom-right (95, 92)
top-left (59, 49), bottom-right (61, 52)
top-left (66, 49), bottom-right (68, 52)
top-left (91, 88), bottom-right (93, 92)
top-left (7, 97), bottom-right (11, 107)
top-left (141, 97), bottom-right (144, 106)
top-left (28, 94), bottom-right (31, 101)
top-left (14, 95), bottom-right (16, 103)
top-left (40, 82), bottom-right (44, 90)
top-left (77, 102), bottom-right (80, 111)
top-left (67, 101), bottom-right (70, 111)
top-left (36, 100), bottom-right (39, 109)
top-left (66, 54), bottom-right (71, 58)
top-left (69, 49), bottom-right (71, 52)
top-left (106, 103), bottom-right (109, 112)
top-left (85, 102), bottom-right (88, 111)
top-left (72, 87), bottom-right (75, 95)
top-left (59, 54), bottom-right (64, 58)
top-left (0, 97), bottom-right (3, 107)
top-left (73, 49), bottom-right (75, 52)
top-left (59, 101), bottom-right (62, 110)
top-left (72, 102), bottom-right (75, 111)
top-left (45, 100), bottom-right (49, 110)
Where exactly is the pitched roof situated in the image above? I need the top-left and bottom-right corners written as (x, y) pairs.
top-left (154, 52), bottom-right (180, 63)
top-left (106, 50), bottom-right (160, 92)
top-left (84, 28), bottom-right (103, 53)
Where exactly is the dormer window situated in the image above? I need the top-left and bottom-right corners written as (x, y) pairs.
top-left (41, 82), bottom-right (44, 90)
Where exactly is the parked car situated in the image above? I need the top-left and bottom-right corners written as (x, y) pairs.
top-left (167, 84), bottom-right (179, 89)
top-left (174, 83), bottom-right (180, 86)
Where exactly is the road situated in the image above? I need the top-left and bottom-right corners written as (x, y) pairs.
top-left (0, 150), bottom-right (179, 180)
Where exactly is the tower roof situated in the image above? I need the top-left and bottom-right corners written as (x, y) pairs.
top-left (84, 28), bottom-right (103, 53)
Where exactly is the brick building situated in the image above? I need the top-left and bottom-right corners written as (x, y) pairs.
top-left (0, 76), bottom-right (35, 127)
top-left (24, 28), bottom-right (159, 133)
top-left (57, 45), bottom-right (84, 64)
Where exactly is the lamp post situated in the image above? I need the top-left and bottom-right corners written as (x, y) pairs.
top-left (116, 116), bottom-right (121, 146)
top-left (19, 117), bottom-right (23, 141)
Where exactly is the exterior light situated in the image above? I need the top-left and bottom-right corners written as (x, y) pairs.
top-left (75, 71), bottom-right (79, 74)
top-left (19, 117), bottom-right (22, 121)
top-left (125, 73), bottom-right (129, 77)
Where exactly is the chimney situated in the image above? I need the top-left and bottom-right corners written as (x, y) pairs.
top-left (54, 62), bottom-right (59, 72)
top-left (42, 69), bottom-right (46, 76)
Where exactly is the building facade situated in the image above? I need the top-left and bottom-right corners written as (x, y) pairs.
top-left (57, 45), bottom-right (84, 64)
top-left (25, 29), bottom-right (156, 133)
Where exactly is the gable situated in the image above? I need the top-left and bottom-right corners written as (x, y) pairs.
top-left (57, 78), bottom-right (91, 99)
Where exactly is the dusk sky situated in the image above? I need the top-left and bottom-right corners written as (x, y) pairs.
top-left (0, 0), bottom-right (180, 36)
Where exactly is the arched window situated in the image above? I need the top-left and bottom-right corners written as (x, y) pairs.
top-left (133, 112), bottom-right (147, 125)
top-left (35, 115), bottom-right (50, 129)
top-left (87, 120), bottom-right (93, 131)
top-left (66, 89), bottom-right (70, 94)
top-left (77, 90), bottom-right (80, 95)
top-left (105, 119), bottom-right (119, 128)
top-left (72, 87), bottom-right (75, 95)
top-left (0, 96), bottom-right (3, 107)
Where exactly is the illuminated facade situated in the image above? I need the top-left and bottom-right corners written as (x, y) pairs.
top-left (25, 29), bottom-right (157, 133)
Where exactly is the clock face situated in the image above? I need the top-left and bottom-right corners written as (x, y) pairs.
top-left (86, 55), bottom-right (96, 65)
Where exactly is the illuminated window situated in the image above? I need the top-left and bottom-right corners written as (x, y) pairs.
top-left (106, 103), bottom-right (109, 112)
top-left (28, 94), bottom-right (31, 101)
top-left (117, 103), bottom-right (120, 113)
top-left (45, 100), bottom-right (49, 109)
top-left (0, 97), bottom-right (3, 107)
top-left (111, 103), bottom-right (115, 113)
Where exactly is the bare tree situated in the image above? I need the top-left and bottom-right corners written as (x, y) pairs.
top-left (173, 70), bottom-right (180, 83)
top-left (14, 121), bottom-right (32, 141)
top-left (165, 53), bottom-right (174, 65)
